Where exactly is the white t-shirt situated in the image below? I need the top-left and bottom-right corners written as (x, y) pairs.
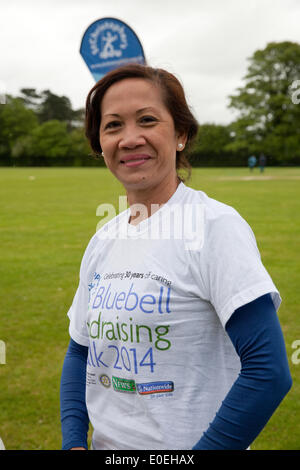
top-left (67, 182), bottom-right (281, 450)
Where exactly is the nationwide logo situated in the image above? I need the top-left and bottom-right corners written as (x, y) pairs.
top-left (99, 374), bottom-right (111, 388)
top-left (112, 376), bottom-right (136, 393)
top-left (136, 381), bottom-right (174, 395)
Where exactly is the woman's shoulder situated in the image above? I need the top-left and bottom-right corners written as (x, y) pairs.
top-left (80, 208), bottom-right (129, 260)
top-left (183, 184), bottom-right (242, 222)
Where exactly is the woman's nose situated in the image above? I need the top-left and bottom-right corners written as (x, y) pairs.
top-left (118, 125), bottom-right (146, 149)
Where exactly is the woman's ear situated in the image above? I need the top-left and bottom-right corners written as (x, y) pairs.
top-left (176, 132), bottom-right (188, 151)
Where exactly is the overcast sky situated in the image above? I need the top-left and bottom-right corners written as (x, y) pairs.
top-left (1, 0), bottom-right (300, 124)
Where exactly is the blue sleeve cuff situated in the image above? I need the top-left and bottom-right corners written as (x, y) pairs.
top-left (60, 338), bottom-right (90, 450)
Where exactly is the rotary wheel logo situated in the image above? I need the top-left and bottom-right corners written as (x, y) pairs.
top-left (99, 374), bottom-right (111, 388)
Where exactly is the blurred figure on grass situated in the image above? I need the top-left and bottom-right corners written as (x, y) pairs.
top-left (248, 154), bottom-right (257, 171)
top-left (259, 153), bottom-right (267, 173)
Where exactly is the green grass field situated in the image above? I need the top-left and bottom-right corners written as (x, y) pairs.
top-left (0, 166), bottom-right (299, 450)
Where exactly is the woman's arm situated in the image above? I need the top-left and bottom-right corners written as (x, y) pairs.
top-left (60, 338), bottom-right (90, 450)
top-left (193, 294), bottom-right (292, 450)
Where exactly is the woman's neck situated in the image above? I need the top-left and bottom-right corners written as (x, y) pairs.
top-left (126, 176), bottom-right (181, 225)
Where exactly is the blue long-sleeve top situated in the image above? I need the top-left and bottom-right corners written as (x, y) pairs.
top-left (60, 293), bottom-right (292, 450)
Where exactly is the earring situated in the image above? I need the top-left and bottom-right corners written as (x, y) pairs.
top-left (178, 143), bottom-right (184, 150)
top-left (101, 152), bottom-right (104, 157)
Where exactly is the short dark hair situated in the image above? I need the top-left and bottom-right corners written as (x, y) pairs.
top-left (85, 64), bottom-right (199, 180)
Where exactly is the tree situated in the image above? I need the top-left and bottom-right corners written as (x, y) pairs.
top-left (19, 88), bottom-right (84, 129)
top-left (68, 127), bottom-right (101, 167)
top-left (228, 41), bottom-right (300, 164)
top-left (0, 96), bottom-right (38, 163)
top-left (37, 90), bottom-right (75, 126)
top-left (1, 89), bottom-right (89, 166)
top-left (190, 123), bottom-right (238, 166)
top-left (11, 120), bottom-right (72, 165)
top-left (19, 88), bottom-right (41, 111)
top-left (11, 120), bottom-right (97, 166)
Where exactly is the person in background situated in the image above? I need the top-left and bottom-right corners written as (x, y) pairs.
top-left (60, 64), bottom-right (292, 451)
top-left (259, 153), bottom-right (267, 173)
top-left (248, 154), bottom-right (257, 171)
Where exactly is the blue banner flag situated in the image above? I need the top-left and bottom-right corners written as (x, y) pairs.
top-left (80, 18), bottom-right (146, 82)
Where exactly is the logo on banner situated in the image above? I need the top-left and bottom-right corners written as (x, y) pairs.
top-left (80, 17), bottom-right (146, 82)
top-left (89, 21), bottom-right (128, 59)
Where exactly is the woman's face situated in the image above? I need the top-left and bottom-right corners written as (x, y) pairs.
top-left (99, 78), bottom-right (185, 192)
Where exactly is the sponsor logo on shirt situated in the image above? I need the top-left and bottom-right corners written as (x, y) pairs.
top-left (136, 381), bottom-right (174, 395)
top-left (99, 374), bottom-right (111, 388)
top-left (112, 375), bottom-right (136, 393)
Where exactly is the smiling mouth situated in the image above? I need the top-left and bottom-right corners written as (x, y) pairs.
top-left (120, 155), bottom-right (152, 167)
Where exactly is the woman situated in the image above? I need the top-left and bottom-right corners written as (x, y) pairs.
top-left (60, 64), bottom-right (292, 450)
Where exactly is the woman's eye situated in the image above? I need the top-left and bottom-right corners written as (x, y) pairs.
top-left (140, 116), bottom-right (157, 124)
top-left (105, 121), bottom-right (121, 130)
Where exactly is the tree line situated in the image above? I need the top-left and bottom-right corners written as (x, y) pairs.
top-left (1, 41), bottom-right (300, 167)
top-left (0, 89), bottom-right (98, 167)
